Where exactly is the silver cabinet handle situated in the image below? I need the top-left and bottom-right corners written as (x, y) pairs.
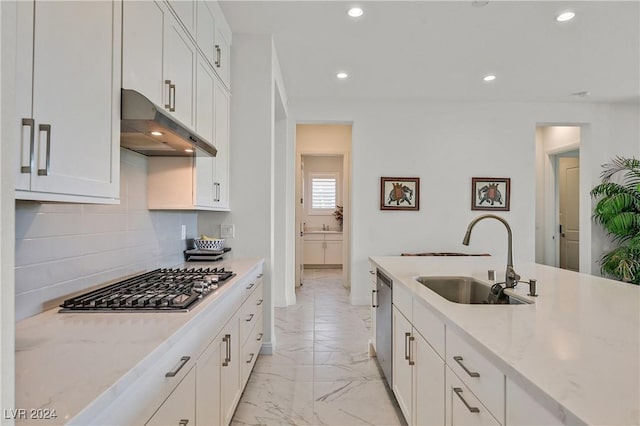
top-left (371, 289), bottom-right (378, 308)
top-left (453, 356), bottom-right (480, 378)
top-left (169, 83), bottom-right (176, 112)
top-left (453, 387), bottom-right (480, 413)
top-left (256, 333), bottom-right (263, 341)
top-left (37, 124), bottom-right (51, 176)
top-left (257, 299), bottom-right (263, 306)
top-left (404, 332), bottom-right (411, 361)
top-left (179, 420), bottom-right (189, 426)
top-left (408, 335), bottom-right (415, 366)
top-left (215, 45), bottom-right (221, 68)
top-left (165, 356), bottom-right (190, 377)
top-left (246, 282), bottom-right (255, 290)
top-left (164, 79), bottom-right (172, 109)
top-left (245, 313), bottom-right (254, 322)
top-left (21, 118), bottom-right (35, 173)
top-left (222, 334), bottom-right (231, 366)
top-left (246, 353), bottom-right (255, 364)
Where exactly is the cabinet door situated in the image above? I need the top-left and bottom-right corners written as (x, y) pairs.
top-left (196, 338), bottom-right (222, 426)
top-left (303, 241), bottom-right (325, 264)
top-left (392, 306), bottom-right (413, 424)
top-left (29, 0), bottom-right (119, 199)
top-left (164, 13), bottom-right (196, 128)
top-left (213, 80), bottom-right (230, 208)
top-left (414, 332), bottom-right (445, 426)
top-left (221, 318), bottom-right (242, 425)
top-left (446, 368), bottom-right (500, 426)
top-left (324, 240), bottom-right (343, 265)
top-left (214, 28), bottom-right (231, 88)
top-left (196, 1), bottom-right (216, 66)
top-left (194, 57), bottom-right (217, 208)
top-left (145, 367), bottom-right (196, 426)
top-left (15, 0), bottom-right (34, 191)
top-left (122, 0), bottom-right (165, 106)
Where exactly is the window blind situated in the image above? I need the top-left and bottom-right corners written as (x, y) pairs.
top-left (311, 177), bottom-right (336, 209)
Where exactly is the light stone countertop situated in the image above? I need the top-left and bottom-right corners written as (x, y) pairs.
top-left (14, 258), bottom-right (264, 425)
top-left (370, 256), bottom-right (640, 426)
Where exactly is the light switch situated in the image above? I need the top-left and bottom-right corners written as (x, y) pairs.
top-left (220, 224), bottom-right (234, 238)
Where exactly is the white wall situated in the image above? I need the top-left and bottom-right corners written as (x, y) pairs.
top-left (14, 150), bottom-right (198, 320)
top-left (291, 99), bottom-right (640, 305)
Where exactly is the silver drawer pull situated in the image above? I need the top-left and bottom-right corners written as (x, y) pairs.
top-left (37, 124), bottom-right (51, 176)
top-left (21, 118), bottom-right (35, 173)
top-left (246, 282), bottom-right (255, 290)
top-left (246, 353), bottom-right (255, 364)
top-left (179, 420), bottom-right (189, 426)
top-left (256, 333), bottom-right (263, 341)
top-left (453, 356), bottom-right (480, 378)
top-left (165, 356), bottom-right (190, 377)
top-left (453, 387), bottom-right (480, 413)
top-left (256, 299), bottom-right (264, 306)
top-left (246, 313), bottom-right (254, 322)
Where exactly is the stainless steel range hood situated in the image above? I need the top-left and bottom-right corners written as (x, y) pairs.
top-left (120, 89), bottom-right (217, 157)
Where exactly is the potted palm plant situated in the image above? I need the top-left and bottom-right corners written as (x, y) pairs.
top-left (590, 156), bottom-right (640, 284)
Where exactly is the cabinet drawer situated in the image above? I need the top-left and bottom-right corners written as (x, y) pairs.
top-left (413, 297), bottom-right (445, 359)
top-left (241, 313), bottom-right (263, 385)
top-left (447, 327), bottom-right (504, 423)
top-left (241, 267), bottom-right (263, 302)
top-left (303, 233), bottom-right (324, 241)
top-left (446, 367), bottom-right (500, 426)
top-left (240, 281), bottom-right (264, 345)
top-left (324, 233), bottom-right (343, 241)
top-left (393, 281), bottom-right (412, 320)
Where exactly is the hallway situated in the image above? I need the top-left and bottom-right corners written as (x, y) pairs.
top-left (231, 269), bottom-right (404, 425)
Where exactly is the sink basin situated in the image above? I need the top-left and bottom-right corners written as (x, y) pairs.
top-left (415, 276), bottom-right (531, 305)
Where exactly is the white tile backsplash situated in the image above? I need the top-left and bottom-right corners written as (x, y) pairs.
top-left (15, 150), bottom-right (197, 320)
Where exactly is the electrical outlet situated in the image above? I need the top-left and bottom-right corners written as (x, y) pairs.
top-left (181, 224), bottom-right (186, 240)
top-left (220, 224), bottom-right (234, 238)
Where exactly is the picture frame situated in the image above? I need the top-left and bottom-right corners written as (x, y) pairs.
top-left (471, 177), bottom-right (510, 211)
top-left (380, 177), bottom-right (420, 211)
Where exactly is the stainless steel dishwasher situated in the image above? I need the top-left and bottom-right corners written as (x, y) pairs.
top-left (375, 270), bottom-right (392, 386)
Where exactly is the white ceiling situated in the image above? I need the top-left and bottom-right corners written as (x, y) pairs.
top-left (219, 1), bottom-right (640, 103)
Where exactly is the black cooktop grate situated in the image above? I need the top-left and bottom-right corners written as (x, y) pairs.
top-left (59, 267), bottom-right (235, 312)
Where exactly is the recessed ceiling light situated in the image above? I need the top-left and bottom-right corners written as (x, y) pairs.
top-left (185, 148), bottom-right (194, 153)
top-left (150, 131), bottom-right (163, 136)
top-left (556, 11), bottom-right (575, 22)
top-left (336, 72), bottom-right (349, 79)
top-left (348, 7), bottom-right (364, 18)
top-left (483, 74), bottom-right (496, 82)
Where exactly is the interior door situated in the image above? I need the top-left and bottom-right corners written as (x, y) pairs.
top-left (559, 157), bottom-right (580, 271)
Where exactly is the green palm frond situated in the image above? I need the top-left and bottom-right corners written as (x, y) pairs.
top-left (591, 156), bottom-right (640, 285)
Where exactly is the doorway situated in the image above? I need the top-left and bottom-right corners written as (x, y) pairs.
top-left (535, 126), bottom-right (580, 270)
top-left (295, 124), bottom-right (352, 289)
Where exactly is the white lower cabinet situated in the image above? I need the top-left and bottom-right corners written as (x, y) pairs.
top-left (446, 367), bottom-right (500, 426)
top-left (146, 367), bottom-right (196, 426)
top-left (506, 377), bottom-right (563, 425)
top-left (392, 303), bottom-right (445, 426)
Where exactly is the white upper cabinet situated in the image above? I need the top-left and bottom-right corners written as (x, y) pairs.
top-left (122, 0), bottom-right (165, 106)
top-left (15, 0), bottom-right (120, 203)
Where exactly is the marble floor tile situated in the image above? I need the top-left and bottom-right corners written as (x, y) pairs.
top-left (233, 268), bottom-right (403, 426)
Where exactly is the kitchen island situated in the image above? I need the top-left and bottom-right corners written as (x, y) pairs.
top-left (14, 258), bottom-right (264, 425)
top-left (370, 256), bottom-right (640, 426)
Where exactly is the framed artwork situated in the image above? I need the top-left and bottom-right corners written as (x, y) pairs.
top-left (380, 177), bottom-right (420, 211)
top-left (471, 177), bottom-right (510, 211)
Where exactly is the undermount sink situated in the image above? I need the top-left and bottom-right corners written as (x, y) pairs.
top-left (415, 276), bottom-right (532, 305)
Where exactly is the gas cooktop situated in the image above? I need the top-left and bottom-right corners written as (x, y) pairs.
top-left (59, 267), bottom-right (235, 312)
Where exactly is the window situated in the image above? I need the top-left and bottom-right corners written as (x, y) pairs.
top-left (309, 173), bottom-right (338, 214)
